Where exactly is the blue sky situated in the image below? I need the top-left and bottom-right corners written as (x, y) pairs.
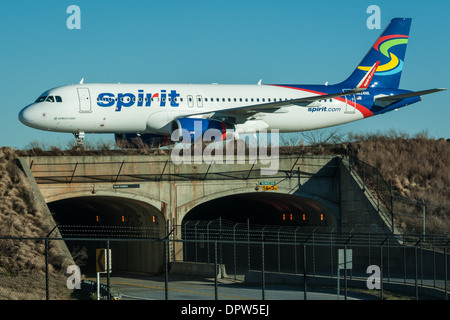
top-left (1, 0), bottom-right (449, 149)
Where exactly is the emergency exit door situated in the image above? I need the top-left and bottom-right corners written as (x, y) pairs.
top-left (342, 89), bottom-right (356, 114)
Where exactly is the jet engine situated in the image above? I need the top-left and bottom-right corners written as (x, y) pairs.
top-left (170, 118), bottom-right (235, 142)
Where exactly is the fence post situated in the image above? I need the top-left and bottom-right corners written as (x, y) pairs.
top-left (219, 218), bottom-right (223, 266)
top-left (344, 245), bottom-right (347, 300)
top-left (312, 228), bottom-right (316, 276)
top-left (277, 228), bottom-right (281, 273)
top-left (233, 223), bottom-right (237, 280)
top-left (247, 219), bottom-right (250, 271)
top-left (380, 245), bottom-right (384, 300)
top-left (415, 245), bottom-right (419, 300)
top-left (183, 221), bottom-right (188, 261)
top-left (261, 241), bottom-right (265, 300)
top-left (45, 237), bottom-right (49, 300)
top-left (207, 221), bottom-right (211, 264)
top-left (445, 246), bottom-right (448, 300)
top-left (195, 221), bottom-right (199, 262)
top-left (303, 244), bottom-right (307, 300)
top-left (106, 238), bottom-right (111, 300)
top-left (214, 241), bottom-right (218, 300)
top-left (294, 227), bottom-right (299, 274)
top-left (164, 236), bottom-right (169, 300)
top-left (45, 225), bottom-right (57, 300)
top-left (390, 181), bottom-right (394, 233)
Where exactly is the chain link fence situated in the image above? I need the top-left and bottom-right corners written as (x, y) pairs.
top-left (1, 221), bottom-right (450, 300)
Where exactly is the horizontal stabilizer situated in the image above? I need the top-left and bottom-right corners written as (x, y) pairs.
top-left (375, 88), bottom-right (447, 102)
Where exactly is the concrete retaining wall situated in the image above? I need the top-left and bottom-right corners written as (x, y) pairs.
top-left (170, 261), bottom-right (227, 278)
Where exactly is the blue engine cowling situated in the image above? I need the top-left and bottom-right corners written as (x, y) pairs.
top-left (170, 118), bottom-right (235, 142)
top-left (115, 133), bottom-right (171, 148)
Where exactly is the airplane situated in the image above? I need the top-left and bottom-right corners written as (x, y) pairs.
top-left (19, 18), bottom-right (446, 147)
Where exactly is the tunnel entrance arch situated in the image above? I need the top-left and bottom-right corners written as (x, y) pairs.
top-left (182, 192), bottom-right (337, 229)
top-left (48, 195), bottom-right (165, 275)
top-left (181, 192), bottom-right (337, 272)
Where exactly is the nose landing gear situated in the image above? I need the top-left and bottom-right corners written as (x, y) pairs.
top-left (74, 131), bottom-right (85, 146)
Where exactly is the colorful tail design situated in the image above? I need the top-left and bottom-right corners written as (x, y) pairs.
top-left (338, 18), bottom-right (412, 89)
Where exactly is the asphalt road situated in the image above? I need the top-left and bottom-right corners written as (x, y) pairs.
top-left (93, 275), bottom-right (361, 300)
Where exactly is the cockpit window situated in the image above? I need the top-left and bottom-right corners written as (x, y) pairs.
top-left (35, 95), bottom-right (62, 103)
top-left (35, 96), bottom-right (47, 102)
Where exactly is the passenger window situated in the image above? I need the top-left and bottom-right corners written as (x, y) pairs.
top-left (55, 96), bottom-right (62, 102)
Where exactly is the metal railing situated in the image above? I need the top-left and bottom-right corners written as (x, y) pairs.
top-left (25, 155), bottom-right (341, 184)
top-left (347, 156), bottom-right (450, 236)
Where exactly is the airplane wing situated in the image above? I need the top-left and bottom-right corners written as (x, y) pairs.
top-left (180, 62), bottom-right (381, 119)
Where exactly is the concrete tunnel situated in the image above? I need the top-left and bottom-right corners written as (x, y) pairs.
top-left (183, 192), bottom-right (336, 228)
top-left (48, 196), bottom-right (165, 275)
top-left (47, 193), bottom-right (336, 275)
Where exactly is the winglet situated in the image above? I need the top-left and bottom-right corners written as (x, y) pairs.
top-left (355, 61), bottom-right (380, 91)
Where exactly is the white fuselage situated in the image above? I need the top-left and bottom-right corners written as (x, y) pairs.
top-left (19, 83), bottom-right (364, 136)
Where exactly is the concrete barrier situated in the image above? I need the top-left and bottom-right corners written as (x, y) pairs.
top-left (170, 261), bottom-right (228, 278)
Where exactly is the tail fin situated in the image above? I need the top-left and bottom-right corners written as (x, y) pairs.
top-left (338, 18), bottom-right (412, 89)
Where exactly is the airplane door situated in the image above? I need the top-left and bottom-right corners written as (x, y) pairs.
top-left (343, 89), bottom-right (356, 114)
top-left (77, 88), bottom-right (91, 113)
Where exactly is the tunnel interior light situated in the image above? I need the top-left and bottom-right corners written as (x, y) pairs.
top-left (290, 213), bottom-right (293, 221)
top-left (153, 215), bottom-right (156, 223)
top-left (321, 213), bottom-right (324, 221)
top-left (282, 213), bottom-right (286, 221)
top-left (96, 215), bottom-right (101, 223)
top-left (122, 215), bottom-right (125, 223)
top-left (302, 213), bottom-right (306, 221)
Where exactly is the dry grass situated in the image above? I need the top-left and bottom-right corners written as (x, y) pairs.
top-left (279, 129), bottom-right (449, 234)
top-left (345, 131), bottom-right (450, 234)
top-left (0, 147), bottom-right (73, 299)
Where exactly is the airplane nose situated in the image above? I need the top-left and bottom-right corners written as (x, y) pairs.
top-left (19, 107), bottom-right (30, 125)
top-left (18, 105), bottom-right (36, 126)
